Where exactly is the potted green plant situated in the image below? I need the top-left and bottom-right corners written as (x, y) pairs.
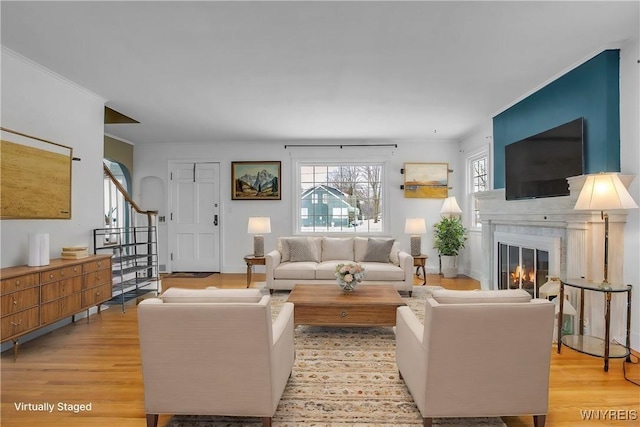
top-left (433, 216), bottom-right (467, 278)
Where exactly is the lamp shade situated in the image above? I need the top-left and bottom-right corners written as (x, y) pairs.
top-left (247, 217), bottom-right (271, 234)
top-left (440, 196), bottom-right (462, 216)
top-left (405, 218), bottom-right (426, 234)
top-left (574, 173), bottom-right (638, 211)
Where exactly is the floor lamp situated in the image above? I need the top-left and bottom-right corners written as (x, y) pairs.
top-left (440, 196), bottom-right (462, 218)
top-left (574, 173), bottom-right (638, 284)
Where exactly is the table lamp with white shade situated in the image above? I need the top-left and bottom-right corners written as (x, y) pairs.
top-left (405, 218), bottom-right (426, 256)
top-left (573, 173), bottom-right (638, 284)
top-left (247, 217), bottom-right (271, 257)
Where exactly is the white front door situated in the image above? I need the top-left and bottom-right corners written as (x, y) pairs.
top-left (169, 162), bottom-right (220, 272)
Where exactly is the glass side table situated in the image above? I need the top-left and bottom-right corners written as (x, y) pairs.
top-left (557, 278), bottom-right (632, 372)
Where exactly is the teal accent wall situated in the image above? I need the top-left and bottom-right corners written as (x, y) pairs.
top-left (493, 50), bottom-right (620, 189)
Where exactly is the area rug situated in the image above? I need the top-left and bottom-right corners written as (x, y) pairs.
top-left (163, 272), bottom-right (214, 279)
top-left (166, 287), bottom-right (506, 427)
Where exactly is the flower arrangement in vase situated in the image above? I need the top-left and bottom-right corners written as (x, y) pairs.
top-left (335, 263), bottom-right (366, 292)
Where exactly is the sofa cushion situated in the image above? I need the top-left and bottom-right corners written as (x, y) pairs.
top-left (321, 237), bottom-right (354, 262)
top-left (354, 237), bottom-right (369, 262)
top-left (288, 237), bottom-right (320, 262)
top-left (362, 238), bottom-right (395, 262)
top-left (316, 261), bottom-right (357, 279)
top-left (432, 289), bottom-right (532, 304)
top-left (272, 261), bottom-right (317, 280)
top-left (359, 262), bottom-right (405, 281)
top-left (160, 287), bottom-right (263, 303)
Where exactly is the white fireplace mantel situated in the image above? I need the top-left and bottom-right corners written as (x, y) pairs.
top-left (476, 174), bottom-right (634, 342)
top-left (477, 175), bottom-right (633, 286)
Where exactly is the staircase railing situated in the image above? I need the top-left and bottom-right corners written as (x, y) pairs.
top-left (102, 163), bottom-right (159, 303)
top-left (103, 163), bottom-right (157, 225)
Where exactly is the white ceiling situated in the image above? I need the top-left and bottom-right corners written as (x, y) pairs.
top-left (1, 1), bottom-right (638, 145)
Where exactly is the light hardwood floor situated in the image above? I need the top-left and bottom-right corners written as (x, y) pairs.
top-left (1, 274), bottom-right (638, 426)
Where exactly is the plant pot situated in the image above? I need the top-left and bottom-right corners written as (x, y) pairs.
top-left (441, 255), bottom-right (458, 278)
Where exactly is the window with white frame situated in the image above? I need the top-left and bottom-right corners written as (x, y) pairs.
top-left (468, 152), bottom-right (488, 228)
top-left (297, 162), bottom-right (385, 234)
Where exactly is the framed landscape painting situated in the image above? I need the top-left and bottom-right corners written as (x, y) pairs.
top-left (403, 162), bottom-right (449, 198)
top-left (231, 161), bottom-right (281, 200)
top-left (1, 127), bottom-right (73, 218)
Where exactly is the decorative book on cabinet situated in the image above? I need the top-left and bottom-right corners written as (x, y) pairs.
top-left (1, 255), bottom-right (112, 359)
top-left (93, 226), bottom-right (159, 310)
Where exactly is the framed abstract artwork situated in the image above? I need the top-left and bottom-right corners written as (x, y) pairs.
top-left (402, 162), bottom-right (449, 198)
top-left (231, 161), bottom-right (281, 200)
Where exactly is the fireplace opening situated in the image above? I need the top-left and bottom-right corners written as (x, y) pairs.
top-left (498, 243), bottom-right (549, 298)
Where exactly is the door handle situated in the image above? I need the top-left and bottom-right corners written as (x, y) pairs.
top-left (214, 214), bottom-right (218, 226)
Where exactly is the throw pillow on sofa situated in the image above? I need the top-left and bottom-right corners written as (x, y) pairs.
top-left (362, 238), bottom-right (395, 263)
top-left (277, 238), bottom-right (292, 262)
top-left (389, 241), bottom-right (401, 266)
top-left (288, 237), bottom-right (320, 262)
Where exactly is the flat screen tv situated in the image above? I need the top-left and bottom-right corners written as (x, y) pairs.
top-left (505, 117), bottom-right (584, 201)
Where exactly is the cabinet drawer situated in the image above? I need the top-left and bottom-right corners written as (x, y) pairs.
top-left (83, 283), bottom-right (112, 307)
top-left (41, 276), bottom-right (83, 303)
top-left (84, 270), bottom-right (112, 288)
top-left (83, 258), bottom-right (111, 274)
top-left (1, 307), bottom-right (39, 341)
top-left (1, 287), bottom-right (40, 317)
top-left (41, 265), bottom-right (83, 284)
top-left (40, 293), bottom-right (83, 325)
top-left (1, 273), bottom-right (39, 295)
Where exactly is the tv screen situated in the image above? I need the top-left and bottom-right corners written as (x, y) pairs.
top-left (505, 117), bottom-right (584, 201)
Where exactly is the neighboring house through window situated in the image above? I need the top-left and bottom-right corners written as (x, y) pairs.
top-left (297, 162), bottom-right (385, 234)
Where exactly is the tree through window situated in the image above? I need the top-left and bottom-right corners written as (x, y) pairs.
top-left (298, 163), bottom-right (384, 233)
top-left (469, 155), bottom-right (488, 228)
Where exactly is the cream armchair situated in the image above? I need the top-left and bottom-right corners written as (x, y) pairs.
top-left (137, 288), bottom-right (295, 427)
top-left (395, 289), bottom-right (555, 427)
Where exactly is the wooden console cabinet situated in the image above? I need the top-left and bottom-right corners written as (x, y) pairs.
top-left (1, 255), bottom-right (112, 359)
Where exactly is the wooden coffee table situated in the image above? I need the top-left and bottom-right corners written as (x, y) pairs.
top-left (286, 284), bottom-right (406, 327)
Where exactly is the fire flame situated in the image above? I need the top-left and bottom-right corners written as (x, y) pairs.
top-left (510, 265), bottom-right (535, 286)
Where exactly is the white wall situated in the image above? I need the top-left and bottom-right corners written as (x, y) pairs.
top-left (0, 48), bottom-right (106, 268)
top-left (619, 35), bottom-right (640, 349)
top-left (133, 140), bottom-right (461, 274)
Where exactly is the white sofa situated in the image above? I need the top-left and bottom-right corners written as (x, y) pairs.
top-left (265, 236), bottom-right (414, 294)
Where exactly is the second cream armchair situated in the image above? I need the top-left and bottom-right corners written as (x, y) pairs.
top-left (395, 289), bottom-right (555, 427)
